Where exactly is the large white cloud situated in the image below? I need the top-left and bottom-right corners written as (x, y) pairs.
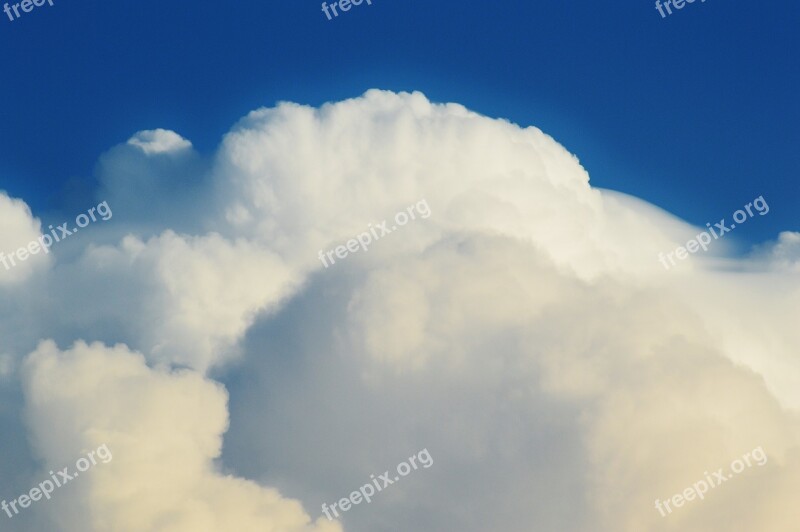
top-left (0, 90), bottom-right (797, 531)
top-left (21, 340), bottom-right (340, 532)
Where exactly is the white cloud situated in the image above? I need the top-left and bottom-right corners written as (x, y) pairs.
top-left (0, 90), bottom-right (798, 531)
top-left (63, 231), bottom-right (301, 372)
top-left (127, 129), bottom-right (192, 155)
top-left (0, 193), bottom-right (51, 285)
top-left (21, 340), bottom-right (340, 532)
top-left (756, 231), bottom-right (800, 271)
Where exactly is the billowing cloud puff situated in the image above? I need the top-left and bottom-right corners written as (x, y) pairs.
top-left (0, 90), bottom-right (798, 532)
top-left (757, 231), bottom-right (800, 271)
top-left (21, 340), bottom-right (340, 532)
top-left (0, 193), bottom-right (51, 285)
top-left (211, 91), bottom-right (695, 278)
top-left (59, 231), bottom-right (300, 371)
top-left (96, 132), bottom-right (207, 235)
top-left (127, 129), bottom-right (193, 155)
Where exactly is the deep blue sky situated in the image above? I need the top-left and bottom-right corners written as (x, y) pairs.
top-left (1, 0), bottom-right (797, 243)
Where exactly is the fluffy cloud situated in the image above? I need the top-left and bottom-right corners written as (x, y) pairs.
top-left (21, 340), bottom-right (339, 532)
top-left (127, 129), bottom-right (193, 155)
top-left (210, 91), bottom-right (693, 279)
top-left (0, 193), bottom-right (51, 285)
top-left (756, 231), bottom-right (800, 271)
top-left (0, 90), bottom-right (798, 531)
top-left (62, 231), bottom-right (300, 371)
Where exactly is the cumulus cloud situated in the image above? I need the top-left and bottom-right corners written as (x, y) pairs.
top-left (127, 129), bottom-right (193, 155)
top-left (210, 91), bottom-right (694, 279)
top-left (20, 340), bottom-right (340, 532)
top-left (56, 231), bottom-right (300, 371)
top-left (95, 132), bottom-right (208, 236)
top-left (0, 90), bottom-right (798, 531)
top-left (0, 193), bottom-right (51, 285)
top-left (754, 231), bottom-right (800, 271)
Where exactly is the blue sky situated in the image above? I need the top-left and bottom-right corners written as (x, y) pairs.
top-left (1, 0), bottom-right (797, 243)
top-left (1, 0), bottom-right (797, 245)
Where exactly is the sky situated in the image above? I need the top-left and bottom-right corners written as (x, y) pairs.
top-left (1, 0), bottom-right (797, 241)
top-left (1, 1), bottom-right (799, 531)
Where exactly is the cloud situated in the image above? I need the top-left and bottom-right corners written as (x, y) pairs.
top-left (0, 193), bottom-right (51, 286)
top-left (755, 231), bottom-right (800, 271)
top-left (20, 340), bottom-right (340, 532)
top-left (224, 229), bottom-right (800, 532)
top-left (60, 231), bottom-right (300, 372)
top-left (127, 129), bottom-right (192, 155)
top-left (0, 90), bottom-right (798, 531)
top-left (210, 90), bottom-right (693, 279)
